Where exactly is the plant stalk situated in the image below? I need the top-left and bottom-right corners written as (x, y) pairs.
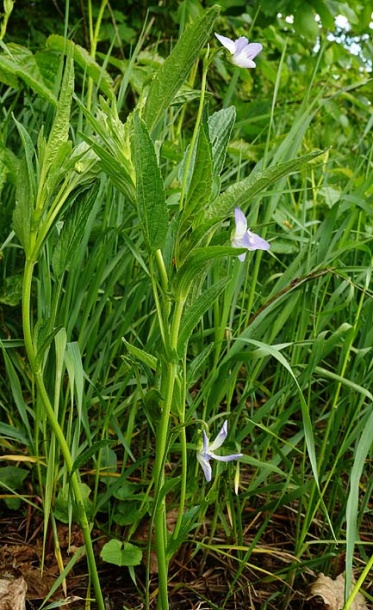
top-left (152, 295), bottom-right (185, 610)
top-left (22, 256), bottom-right (105, 610)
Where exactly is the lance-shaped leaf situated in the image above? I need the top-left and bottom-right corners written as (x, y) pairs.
top-left (178, 107), bottom-right (236, 239)
top-left (0, 43), bottom-right (57, 105)
top-left (52, 183), bottom-right (99, 278)
top-left (206, 149), bottom-right (327, 219)
top-left (12, 120), bottom-right (36, 254)
top-left (208, 106), bottom-right (236, 178)
top-left (80, 135), bottom-right (136, 203)
top-left (32, 53), bottom-right (75, 220)
top-left (132, 113), bottom-right (168, 252)
top-left (42, 54), bottom-right (74, 176)
top-left (176, 246), bottom-right (242, 299)
top-left (178, 277), bottom-right (229, 355)
top-left (179, 118), bottom-right (213, 230)
top-left (122, 339), bottom-right (158, 371)
top-left (77, 98), bottom-right (136, 203)
top-left (46, 35), bottom-right (115, 100)
top-left (143, 5), bottom-right (220, 133)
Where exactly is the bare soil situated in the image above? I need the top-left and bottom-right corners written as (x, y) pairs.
top-left (1, 503), bottom-right (371, 610)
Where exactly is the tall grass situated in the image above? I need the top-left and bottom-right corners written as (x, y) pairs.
top-left (0, 3), bottom-right (372, 609)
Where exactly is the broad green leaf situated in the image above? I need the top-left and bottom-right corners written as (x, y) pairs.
top-left (113, 501), bottom-right (143, 526)
top-left (0, 144), bottom-right (19, 187)
top-left (12, 117), bottom-right (39, 253)
top-left (52, 184), bottom-right (99, 278)
top-left (143, 389), bottom-right (163, 426)
top-left (33, 319), bottom-right (63, 368)
top-left (81, 135), bottom-right (136, 203)
top-left (177, 216), bottom-right (221, 266)
top-left (42, 54), bottom-right (74, 176)
top-left (77, 99), bottom-right (136, 202)
top-left (54, 482), bottom-right (93, 523)
top-left (0, 465), bottom-right (28, 489)
top-left (132, 113), bottom-right (168, 252)
top-left (183, 119), bottom-right (213, 220)
top-left (13, 159), bottom-right (33, 252)
top-left (172, 86), bottom-right (213, 107)
top-left (186, 344), bottom-right (214, 385)
top-left (34, 48), bottom-right (62, 91)
top-left (112, 481), bottom-right (139, 501)
top-left (46, 35), bottom-right (114, 100)
top-left (0, 43), bottom-right (57, 105)
top-left (167, 505), bottom-right (200, 558)
top-left (0, 274), bottom-right (23, 306)
top-left (176, 106), bottom-right (236, 259)
top-left (207, 149), bottom-right (327, 219)
top-left (208, 106), bottom-right (236, 177)
top-left (294, 4), bottom-right (319, 41)
top-left (38, 141), bottom-right (73, 212)
top-left (64, 341), bottom-right (85, 422)
top-left (0, 465), bottom-right (28, 508)
top-left (100, 539), bottom-right (142, 567)
top-left (0, 61), bottom-right (19, 88)
top-left (123, 339), bottom-right (158, 370)
top-left (176, 246), bottom-right (242, 299)
top-left (178, 277), bottom-right (229, 354)
top-left (312, 0), bottom-right (335, 29)
top-left (143, 5), bottom-right (220, 133)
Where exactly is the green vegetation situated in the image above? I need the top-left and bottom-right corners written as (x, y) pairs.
top-left (0, 1), bottom-right (371, 609)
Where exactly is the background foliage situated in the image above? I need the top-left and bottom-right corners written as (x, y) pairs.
top-left (0, 1), bottom-right (372, 609)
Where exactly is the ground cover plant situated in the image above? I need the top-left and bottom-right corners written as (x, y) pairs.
top-left (0, 1), bottom-right (372, 609)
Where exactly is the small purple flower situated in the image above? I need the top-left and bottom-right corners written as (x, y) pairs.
top-left (197, 420), bottom-right (243, 483)
top-left (232, 207), bottom-right (270, 262)
top-left (215, 33), bottom-right (262, 68)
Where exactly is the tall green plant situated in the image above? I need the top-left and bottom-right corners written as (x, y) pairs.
top-left (13, 53), bottom-right (105, 609)
top-left (80, 7), bottom-right (331, 608)
top-left (1, 3), bottom-right (371, 609)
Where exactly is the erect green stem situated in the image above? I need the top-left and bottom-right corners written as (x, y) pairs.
top-left (155, 248), bottom-right (169, 293)
top-left (22, 257), bottom-right (105, 610)
top-left (344, 553), bottom-right (373, 610)
top-left (86, 0), bottom-right (109, 111)
top-left (153, 360), bottom-right (177, 610)
top-left (149, 256), bottom-right (168, 347)
top-left (152, 296), bottom-right (185, 610)
top-left (0, 0), bottom-right (14, 40)
top-left (173, 421), bottom-right (187, 539)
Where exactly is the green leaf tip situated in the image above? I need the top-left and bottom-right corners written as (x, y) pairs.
top-left (143, 5), bottom-right (220, 134)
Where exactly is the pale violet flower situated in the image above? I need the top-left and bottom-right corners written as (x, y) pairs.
top-left (232, 207), bottom-right (270, 262)
top-left (197, 420), bottom-right (243, 483)
top-left (215, 33), bottom-right (262, 68)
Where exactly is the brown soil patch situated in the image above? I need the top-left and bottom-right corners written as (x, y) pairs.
top-left (0, 505), bottom-right (371, 609)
